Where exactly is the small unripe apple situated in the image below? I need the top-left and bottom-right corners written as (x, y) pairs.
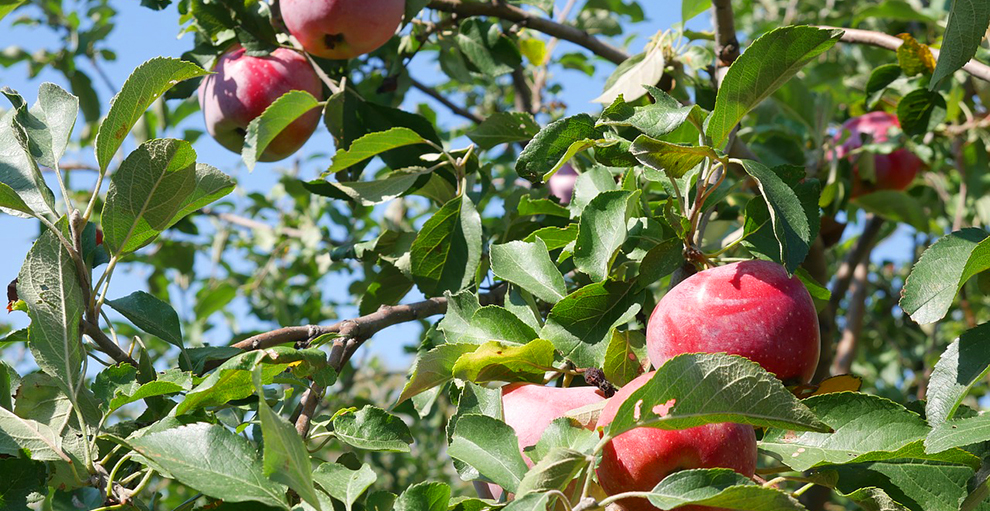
top-left (595, 372), bottom-right (757, 511)
top-left (198, 45), bottom-right (323, 162)
top-left (481, 383), bottom-right (605, 499)
top-left (647, 260), bottom-right (820, 384)
top-left (835, 111), bottom-right (922, 196)
top-left (548, 164), bottom-right (578, 204)
top-left (280, 0), bottom-right (405, 60)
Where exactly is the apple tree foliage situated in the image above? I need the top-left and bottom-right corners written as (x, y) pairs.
top-left (1, 0), bottom-right (990, 510)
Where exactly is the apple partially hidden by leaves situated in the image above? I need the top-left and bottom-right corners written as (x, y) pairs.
top-left (647, 260), bottom-right (821, 385)
top-left (836, 111), bottom-right (922, 196)
top-left (280, 0), bottom-right (405, 60)
top-left (595, 372), bottom-right (758, 511)
top-left (479, 383), bottom-right (605, 500)
top-left (198, 45), bottom-right (323, 162)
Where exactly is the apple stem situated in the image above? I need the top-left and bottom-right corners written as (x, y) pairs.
top-left (792, 482), bottom-right (816, 498)
top-left (597, 491), bottom-right (655, 508)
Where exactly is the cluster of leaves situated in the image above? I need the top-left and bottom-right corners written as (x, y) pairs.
top-left (4, 0), bottom-right (990, 510)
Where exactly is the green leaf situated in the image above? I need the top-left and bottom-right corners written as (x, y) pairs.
top-left (637, 239), bottom-right (685, 290)
top-left (607, 354), bottom-right (829, 438)
top-left (0, 458), bottom-right (46, 510)
top-left (170, 162), bottom-right (235, 222)
top-left (1, 83), bottom-right (78, 169)
top-left (448, 382), bottom-right (504, 481)
top-left (632, 137), bottom-right (715, 180)
top-left (825, 459), bottom-right (975, 511)
top-left (123, 422), bottom-right (289, 509)
top-left (517, 196), bottom-right (570, 218)
top-left (925, 323), bottom-right (990, 427)
top-left (99, 369), bottom-right (190, 413)
top-left (0, 0), bottom-right (25, 21)
top-left (645, 469), bottom-right (804, 510)
top-left (761, 393), bottom-right (937, 471)
top-left (896, 88), bottom-right (947, 136)
top-left (930, 0), bottom-right (990, 87)
top-left (467, 112), bottom-right (539, 150)
top-left (502, 492), bottom-right (551, 511)
top-left (593, 42), bottom-right (667, 104)
top-left (176, 348), bottom-right (320, 414)
top-left (0, 110), bottom-right (57, 220)
top-left (490, 239), bottom-right (567, 303)
top-left (598, 87), bottom-right (706, 140)
top-left (452, 339), bottom-right (554, 383)
top-left (0, 406), bottom-right (69, 462)
top-left (397, 343), bottom-right (479, 404)
top-left (456, 19), bottom-right (521, 76)
top-left (17, 223), bottom-right (85, 400)
top-left (865, 64), bottom-right (902, 108)
top-left (325, 167), bottom-right (433, 206)
top-left (242, 90), bottom-right (320, 171)
top-left (410, 195), bottom-right (483, 297)
top-left (106, 291), bottom-right (183, 349)
top-left (738, 159), bottom-right (813, 273)
top-left (853, 190), bottom-right (928, 232)
top-left (528, 417), bottom-right (599, 464)
top-left (541, 279), bottom-right (644, 368)
top-left (95, 57), bottom-right (208, 174)
top-left (313, 463), bottom-right (377, 511)
top-left (395, 482), bottom-right (450, 511)
top-left (524, 225), bottom-right (579, 251)
top-left (515, 114), bottom-right (598, 183)
top-left (102, 138), bottom-right (199, 255)
top-left (0, 181), bottom-right (33, 217)
top-left (682, 0), bottom-right (708, 23)
top-left (603, 329), bottom-right (648, 387)
top-left (900, 228), bottom-right (990, 324)
top-left (706, 26), bottom-right (842, 148)
top-left (448, 414), bottom-right (529, 493)
top-left (574, 190), bottom-right (640, 281)
top-left (255, 369), bottom-right (321, 510)
top-left (515, 447), bottom-right (588, 495)
top-left (327, 128), bottom-right (430, 175)
top-left (333, 406), bottom-right (414, 452)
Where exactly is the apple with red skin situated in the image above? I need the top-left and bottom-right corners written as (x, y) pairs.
top-left (280, 0), bottom-right (405, 60)
top-left (198, 45), bottom-right (323, 162)
top-left (478, 383), bottom-right (605, 500)
top-left (548, 164), bottom-right (579, 204)
top-left (835, 111), bottom-right (922, 197)
top-left (647, 260), bottom-right (820, 384)
top-left (595, 372), bottom-right (757, 511)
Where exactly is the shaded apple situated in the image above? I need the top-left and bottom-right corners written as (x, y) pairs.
top-left (647, 260), bottom-right (820, 384)
top-left (198, 45), bottom-right (323, 162)
top-left (480, 383), bottom-right (605, 500)
top-left (834, 111), bottom-right (922, 196)
top-left (280, 0), bottom-right (405, 60)
top-left (595, 372), bottom-right (757, 511)
top-left (548, 164), bottom-right (579, 204)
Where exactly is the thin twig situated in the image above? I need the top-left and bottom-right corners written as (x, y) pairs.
top-left (294, 382), bottom-right (325, 438)
top-left (820, 26), bottom-right (990, 84)
top-left (427, 0), bottom-right (629, 65)
top-left (831, 256), bottom-right (869, 375)
top-left (409, 78), bottom-right (484, 124)
top-left (200, 208), bottom-right (342, 246)
top-left (828, 215), bottom-right (884, 317)
top-left (82, 320), bottom-right (138, 367)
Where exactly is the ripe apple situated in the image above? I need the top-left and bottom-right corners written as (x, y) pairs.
top-left (198, 45), bottom-right (323, 162)
top-left (481, 383), bottom-right (605, 500)
top-left (646, 260), bottom-right (820, 384)
top-left (835, 111), bottom-right (922, 196)
top-left (548, 164), bottom-right (579, 204)
top-left (280, 0), bottom-right (405, 60)
top-left (595, 372), bottom-right (757, 511)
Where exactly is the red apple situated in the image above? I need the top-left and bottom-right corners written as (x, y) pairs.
top-left (646, 260), bottom-right (820, 384)
top-left (481, 383), bottom-right (605, 499)
top-left (198, 45), bottom-right (323, 162)
top-left (548, 164), bottom-right (579, 204)
top-left (835, 111), bottom-right (922, 196)
top-left (596, 372), bottom-right (757, 511)
top-left (280, 0), bottom-right (405, 60)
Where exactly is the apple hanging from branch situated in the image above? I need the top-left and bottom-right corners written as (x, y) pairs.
top-left (280, 0), bottom-right (405, 60)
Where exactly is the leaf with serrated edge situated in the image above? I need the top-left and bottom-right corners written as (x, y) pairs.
top-left (410, 194), bottom-right (482, 297)
top-left (467, 112), bottom-right (539, 150)
top-left (607, 354), bottom-right (829, 438)
top-left (327, 127), bottom-right (429, 174)
top-left (491, 238), bottom-right (567, 303)
top-left (448, 414), bottom-right (528, 493)
top-left (930, 0), bottom-right (990, 87)
top-left (901, 228), bottom-right (990, 324)
top-left (398, 343), bottom-right (479, 403)
top-left (313, 463), bottom-right (377, 511)
top-left (0, 110), bottom-right (57, 220)
top-left (243, 90), bottom-right (320, 171)
top-left (645, 469), bottom-right (805, 511)
top-left (333, 406), bottom-right (414, 452)
top-left (123, 422), bottom-right (289, 509)
top-left (574, 190), bottom-right (640, 282)
top-left (95, 57), bottom-right (208, 173)
top-left (0, 406), bottom-right (70, 462)
top-left (925, 323), bottom-right (990, 428)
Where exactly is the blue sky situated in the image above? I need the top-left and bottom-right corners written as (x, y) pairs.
top-left (0, 2), bottom-right (912, 371)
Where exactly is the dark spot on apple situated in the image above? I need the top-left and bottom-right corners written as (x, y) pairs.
top-left (324, 33), bottom-right (345, 50)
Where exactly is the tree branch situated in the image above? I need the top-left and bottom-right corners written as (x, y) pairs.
top-left (200, 208), bottom-right (343, 246)
top-left (409, 78), bottom-right (484, 124)
top-left (828, 215), bottom-right (884, 317)
top-left (820, 26), bottom-right (990, 84)
top-left (712, 0), bottom-right (740, 86)
top-left (82, 320), bottom-right (138, 367)
top-left (427, 0), bottom-right (630, 65)
top-left (831, 256), bottom-right (869, 375)
top-left (294, 382), bottom-right (324, 437)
